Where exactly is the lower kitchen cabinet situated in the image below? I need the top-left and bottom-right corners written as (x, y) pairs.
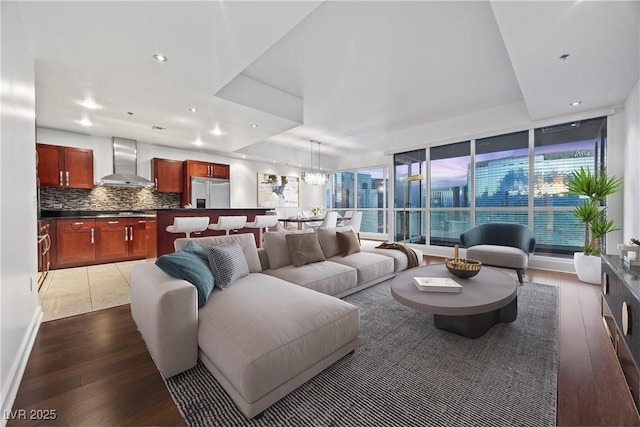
top-left (55, 219), bottom-right (96, 267)
top-left (53, 217), bottom-right (156, 268)
top-left (95, 218), bottom-right (148, 262)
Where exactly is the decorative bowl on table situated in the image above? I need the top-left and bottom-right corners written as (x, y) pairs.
top-left (445, 258), bottom-right (482, 278)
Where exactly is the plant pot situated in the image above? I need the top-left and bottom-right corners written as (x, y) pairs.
top-left (574, 252), bottom-right (602, 284)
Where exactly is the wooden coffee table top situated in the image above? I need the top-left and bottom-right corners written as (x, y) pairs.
top-left (391, 264), bottom-right (517, 316)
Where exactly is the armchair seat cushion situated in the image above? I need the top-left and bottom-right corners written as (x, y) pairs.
top-left (466, 245), bottom-right (528, 269)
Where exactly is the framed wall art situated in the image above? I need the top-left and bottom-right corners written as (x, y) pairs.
top-left (257, 173), bottom-right (299, 208)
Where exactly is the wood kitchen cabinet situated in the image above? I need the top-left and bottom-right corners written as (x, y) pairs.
top-left (36, 143), bottom-right (94, 189)
top-left (145, 219), bottom-right (157, 259)
top-left (55, 219), bottom-right (96, 267)
top-left (151, 158), bottom-right (183, 193)
top-left (184, 160), bottom-right (229, 179)
top-left (95, 218), bottom-right (149, 262)
top-left (52, 217), bottom-right (155, 268)
top-left (182, 160), bottom-right (230, 206)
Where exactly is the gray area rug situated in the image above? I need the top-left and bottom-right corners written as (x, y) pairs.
top-left (166, 280), bottom-right (558, 427)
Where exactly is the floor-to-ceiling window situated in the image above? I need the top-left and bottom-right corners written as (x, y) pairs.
top-left (475, 131), bottom-right (529, 226)
top-left (395, 116), bottom-right (607, 257)
top-left (429, 141), bottom-right (470, 246)
top-left (394, 149), bottom-right (426, 243)
top-left (533, 117), bottom-right (605, 255)
top-left (328, 168), bottom-right (388, 234)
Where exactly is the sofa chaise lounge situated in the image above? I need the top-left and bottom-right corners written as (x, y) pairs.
top-left (130, 228), bottom-right (420, 419)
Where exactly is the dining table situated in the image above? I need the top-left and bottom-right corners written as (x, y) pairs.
top-left (278, 215), bottom-right (350, 230)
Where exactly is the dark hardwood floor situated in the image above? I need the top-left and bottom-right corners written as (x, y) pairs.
top-left (8, 257), bottom-right (640, 426)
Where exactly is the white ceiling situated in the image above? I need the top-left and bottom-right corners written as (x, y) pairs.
top-left (16, 1), bottom-right (639, 170)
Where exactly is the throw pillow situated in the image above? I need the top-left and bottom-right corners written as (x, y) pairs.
top-left (180, 239), bottom-right (210, 264)
top-left (285, 233), bottom-right (326, 267)
top-left (207, 241), bottom-right (250, 288)
top-left (336, 229), bottom-right (361, 256)
top-left (155, 245), bottom-right (215, 309)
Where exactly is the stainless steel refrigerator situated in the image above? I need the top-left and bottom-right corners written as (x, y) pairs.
top-left (191, 177), bottom-right (230, 208)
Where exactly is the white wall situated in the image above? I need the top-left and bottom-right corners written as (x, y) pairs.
top-left (1, 3), bottom-right (42, 421)
top-left (623, 79), bottom-right (640, 241)
top-left (35, 128), bottom-right (325, 216)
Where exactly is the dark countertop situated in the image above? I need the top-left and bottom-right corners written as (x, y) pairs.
top-left (155, 208), bottom-right (270, 212)
top-left (40, 210), bottom-right (157, 220)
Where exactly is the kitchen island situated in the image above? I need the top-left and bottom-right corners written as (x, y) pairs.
top-left (156, 208), bottom-right (270, 256)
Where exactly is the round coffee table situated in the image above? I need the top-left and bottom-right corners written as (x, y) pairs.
top-left (391, 264), bottom-right (517, 338)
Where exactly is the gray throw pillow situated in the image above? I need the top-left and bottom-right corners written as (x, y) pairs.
top-left (285, 233), bottom-right (326, 267)
top-left (207, 241), bottom-right (249, 288)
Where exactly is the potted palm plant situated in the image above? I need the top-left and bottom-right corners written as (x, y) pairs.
top-left (567, 166), bottom-right (622, 284)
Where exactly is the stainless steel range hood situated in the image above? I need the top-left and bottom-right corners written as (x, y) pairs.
top-left (99, 137), bottom-right (154, 188)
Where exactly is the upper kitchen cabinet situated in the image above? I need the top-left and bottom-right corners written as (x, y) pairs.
top-left (185, 160), bottom-right (229, 179)
top-left (151, 158), bottom-right (183, 193)
top-left (182, 160), bottom-right (230, 206)
top-left (37, 143), bottom-right (94, 189)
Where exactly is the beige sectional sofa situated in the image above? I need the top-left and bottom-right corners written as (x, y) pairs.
top-left (130, 228), bottom-right (421, 419)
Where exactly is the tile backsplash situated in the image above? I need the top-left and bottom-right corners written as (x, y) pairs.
top-left (40, 187), bottom-right (180, 211)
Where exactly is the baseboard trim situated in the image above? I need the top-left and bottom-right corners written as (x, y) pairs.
top-left (1, 307), bottom-right (42, 427)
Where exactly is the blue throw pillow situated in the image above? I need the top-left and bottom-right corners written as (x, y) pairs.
top-left (155, 242), bottom-right (215, 309)
top-left (180, 240), bottom-right (210, 263)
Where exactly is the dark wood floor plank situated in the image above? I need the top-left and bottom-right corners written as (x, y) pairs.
top-left (8, 305), bottom-right (184, 427)
top-left (556, 279), bottom-right (603, 426)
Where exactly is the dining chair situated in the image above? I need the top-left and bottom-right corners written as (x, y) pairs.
top-left (304, 211), bottom-right (338, 230)
top-left (338, 210), bottom-right (355, 226)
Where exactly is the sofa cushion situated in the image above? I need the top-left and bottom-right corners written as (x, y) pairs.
top-left (285, 233), bottom-right (326, 267)
top-left (263, 230), bottom-right (313, 269)
top-left (207, 241), bottom-right (250, 288)
top-left (175, 234), bottom-right (262, 273)
top-left (336, 229), bottom-right (360, 256)
top-left (328, 252), bottom-right (394, 285)
top-left (198, 272), bottom-right (360, 403)
top-left (466, 244), bottom-right (528, 269)
top-left (361, 245), bottom-right (424, 272)
top-left (265, 261), bottom-right (357, 296)
top-left (316, 226), bottom-right (356, 258)
top-left (155, 242), bottom-right (214, 308)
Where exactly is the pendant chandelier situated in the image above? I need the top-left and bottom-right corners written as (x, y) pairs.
top-left (302, 140), bottom-right (328, 185)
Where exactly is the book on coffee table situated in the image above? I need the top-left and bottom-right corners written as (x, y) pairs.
top-left (412, 277), bottom-right (462, 293)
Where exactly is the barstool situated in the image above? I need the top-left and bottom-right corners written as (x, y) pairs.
top-left (208, 216), bottom-right (247, 235)
top-left (165, 216), bottom-right (210, 238)
top-left (244, 215), bottom-right (279, 247)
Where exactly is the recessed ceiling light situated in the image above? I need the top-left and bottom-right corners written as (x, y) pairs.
top-left (189, 107), bottom-right (198, 113)
top-left (242, 155), bottom-right (247, 159)
top-left (251, 124), bottom-right (258, 128)
top-left (211, 128), bottom-right (224, 136)
top-left (77, 118), bottom-right (93, 127)
top-left (79, 99), bottom-right (102, 109)
top-left (571, 122), bottom-right (577, 127)
top-left (273, 160), bottom-right (276, 163)
top-left (194, 139), bottom-right (203, 146)
top-left (153, 54), bottom-right (168, 62)
top-left (570, 101), bottom-right (582, 106)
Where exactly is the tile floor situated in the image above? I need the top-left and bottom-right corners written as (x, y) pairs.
top-left (38, 259), bottom-right (154, 322)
